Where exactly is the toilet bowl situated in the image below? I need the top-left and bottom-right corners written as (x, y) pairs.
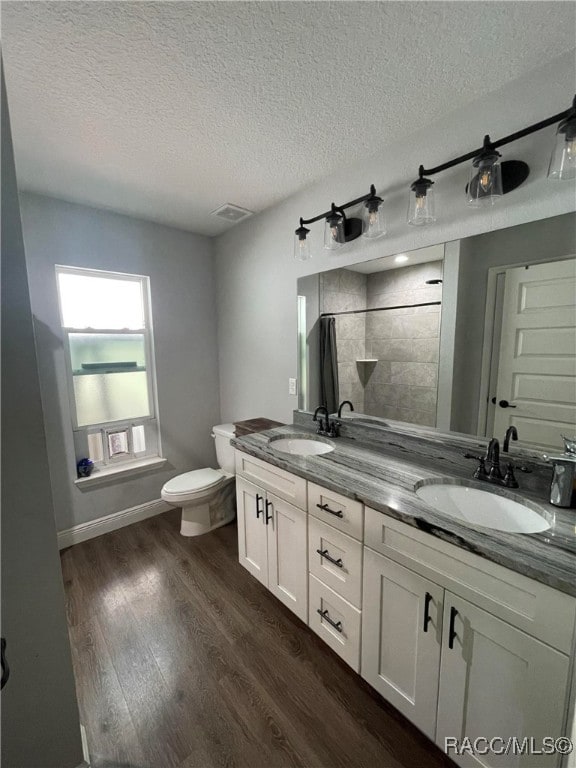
top-left (161, 423), bottom-right (237, 537)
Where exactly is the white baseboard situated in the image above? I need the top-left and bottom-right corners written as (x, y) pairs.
top-left (58, 498), bottom-right (172, 549)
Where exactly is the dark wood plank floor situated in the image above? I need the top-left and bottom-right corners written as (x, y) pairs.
top-left (61, 509), bottom-right (455, 768)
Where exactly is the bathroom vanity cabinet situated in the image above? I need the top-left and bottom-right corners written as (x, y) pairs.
top-left (234, 449), bottom-right (576, 768)
top-left (235, 454), bottom-right (307, 622)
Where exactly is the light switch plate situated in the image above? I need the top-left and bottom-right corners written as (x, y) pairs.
top-left (288, 378), bottom-right (298, 396)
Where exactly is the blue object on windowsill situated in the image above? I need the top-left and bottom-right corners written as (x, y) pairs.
top-left (77, 458), bottom-right (94, 478)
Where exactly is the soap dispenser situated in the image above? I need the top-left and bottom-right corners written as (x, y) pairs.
top-left (544, 436), bottom-right (576, 508)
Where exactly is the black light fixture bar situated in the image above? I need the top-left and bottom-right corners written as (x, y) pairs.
top-left (299, 184), bottom-right (378, 227)
top-left (420, 98), bottom-right (576, 177)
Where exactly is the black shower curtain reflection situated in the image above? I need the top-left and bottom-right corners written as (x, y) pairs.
top-left (319, 316), bottom-right (339, 414)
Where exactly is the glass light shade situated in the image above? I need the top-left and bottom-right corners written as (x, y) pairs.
top-left (294, 232), bottom-right (311, 261)
top-left (467, 155), bottom-right (503, 206)
top-left (362, 202), bottom-right (386, 239)
top-left (323, 214), bottom-right (344, 250)
top-left (548, 119), bottom-right (576, 180)
top-left (407, 185), bottom-right (435, 226)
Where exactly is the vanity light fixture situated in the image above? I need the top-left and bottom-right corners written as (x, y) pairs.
top-left (294, 95), bottom-right (576, 252)
top-left (406, 94), bottom-right (575, 226)
top-left (548, 97), bottom-right (576, 180)
top-left (293, 184), bottom-right (384, 259)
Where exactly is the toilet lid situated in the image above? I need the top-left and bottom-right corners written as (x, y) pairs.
top-left (163, 468), bottom-right (225, 496)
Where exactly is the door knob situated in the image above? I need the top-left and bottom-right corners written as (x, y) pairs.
top-left (498, 400), bottom-right (517, 409)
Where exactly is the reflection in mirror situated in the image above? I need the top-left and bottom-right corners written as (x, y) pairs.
top-left (297, 213), bottom-right (576, 453)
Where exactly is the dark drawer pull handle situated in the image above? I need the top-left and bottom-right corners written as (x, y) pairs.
top-left (265, 499), bottom-right (273, 524)
top-left (1, 638), bottom-right (9, 690)
top-left (448, 606), bottom-right (458, 649)
top-left (316, 549), bottom-right (343, 568)
top-left (316, 503), bottom-right (343, 518)
top-left (255, 494), bottom-right (263, 518)
top-left (423, 592), bottom-right (433, 633)
top-left (317, 608), bottom-right (343, 633)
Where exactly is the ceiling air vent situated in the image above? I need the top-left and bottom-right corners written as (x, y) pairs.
top-left (210, 203), bottom-right (253, 223)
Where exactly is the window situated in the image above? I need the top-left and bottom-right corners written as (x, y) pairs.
top-left (56, 266), bottom-right (161, 468)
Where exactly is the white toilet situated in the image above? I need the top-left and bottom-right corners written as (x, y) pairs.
top-left (161, 423), bottom-right (237, 537)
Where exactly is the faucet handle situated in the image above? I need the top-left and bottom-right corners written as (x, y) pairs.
top-left (473, 457), bottom-right (488, 480)
top-left (503, 462), bottom-right (519, 489)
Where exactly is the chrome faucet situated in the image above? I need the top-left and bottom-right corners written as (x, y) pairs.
top-left (337, 400), bottom-right (354, 418)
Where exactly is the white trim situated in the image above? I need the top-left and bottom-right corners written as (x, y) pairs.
top-left (58, 498), bottom-right (172, 549)
top-left (74, 456), bottom-right (167, 488)
top-left (79, 723), bottom-right (90, 767)
top-left (436, 241), bottom-right (459, 431)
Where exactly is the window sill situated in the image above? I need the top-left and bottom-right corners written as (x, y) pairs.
top-left (74, 456), bottom-right (167, 489)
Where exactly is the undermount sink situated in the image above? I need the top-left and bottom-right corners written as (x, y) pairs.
top-left (269, 436), bottom-right (335, 457)
top-left (415, 482), bottom-right (551, 534)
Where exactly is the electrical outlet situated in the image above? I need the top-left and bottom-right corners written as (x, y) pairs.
top-left (288, 378), bottom-right (298, 396)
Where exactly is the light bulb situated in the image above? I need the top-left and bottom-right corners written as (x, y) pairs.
top-left (362, 193), bottom-right (386, 239)
top-left (293, 223), bottom-right (311, 261)
top-left (407, 175), bottom-right (435, 226)
top-left (467, 139), bottom-right (502, 206)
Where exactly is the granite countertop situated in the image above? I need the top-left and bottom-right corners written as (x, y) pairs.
top-left (232, 420), bottom-right (576, 597)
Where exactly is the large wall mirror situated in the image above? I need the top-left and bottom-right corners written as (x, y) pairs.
top-left (297, 213), bottom-right (576, 453)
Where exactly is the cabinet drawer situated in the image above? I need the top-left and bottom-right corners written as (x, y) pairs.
top-left (235, 450), bottom-right (307, 510)
top-left (308, 574), bottom-right (361, 671)
top-left (308, 482), bottom-right (363, 540)
top-left (364, 506), bottom-right (576, 654)
top-left (308, 517), bottom-right (363, 608)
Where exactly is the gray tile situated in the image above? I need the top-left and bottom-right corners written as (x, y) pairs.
top-left (336, 314), bottom-right (366, 340)
top-left (320, 269), bottom-right (342, 294)
top-left (390, 362), bottom-right (438, 387)
top-left (339, 269), bottom-right (367, 295)
top-left (336, 338), bottom-right (366, 363)
top-left (389, 313), bottom-right (440, 339)
top-left (397, 386), bottom-right (438, 413)
top-left (370, 338), bottom-right (440, 363)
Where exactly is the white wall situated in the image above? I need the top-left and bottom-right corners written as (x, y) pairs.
top-left (1, 65), bottom-right (83, 768)
top-left (215, 51), bottom-right (576, 424)
top-left (20, 192), bottom-right (221, 532)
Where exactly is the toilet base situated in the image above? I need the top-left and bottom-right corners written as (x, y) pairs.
top-left (179, 476), bottom-right (236, 537)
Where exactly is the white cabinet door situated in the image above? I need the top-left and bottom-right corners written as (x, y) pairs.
top-left (236, 477), bottom-right (268, 587)
top-left (436, 593), bottom-right (570, 768)
top-left (361, 548), bottom-right (444, 740)
top-left (266, 493), bottom-right (308, 623)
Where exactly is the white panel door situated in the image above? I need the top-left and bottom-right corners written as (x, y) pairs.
top-left (436, 593), bottom-right (570, 768)
top-left (236, 477), bottom-right (268, 587)
top-left (494, 258), bottom-right (576, 451)
top-left (266, 493), bottom-right (308, 622)
top-left (361, 548), bottom-right (444, 739)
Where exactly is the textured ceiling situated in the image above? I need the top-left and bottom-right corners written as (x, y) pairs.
top-left (2, 1), bottom-right (575, 235)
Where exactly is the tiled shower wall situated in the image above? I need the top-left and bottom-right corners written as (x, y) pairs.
top-left (364, 261), bottom-right (443, 426)
top-left (320, 262), bottom-right (443, 425)
top-left (319, 269), bottom-right (367, 411)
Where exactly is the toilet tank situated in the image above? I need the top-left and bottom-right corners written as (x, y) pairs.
top-left (212, 423), bottom-right (236, 474)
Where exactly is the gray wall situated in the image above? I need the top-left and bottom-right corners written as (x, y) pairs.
top-left (452, 212), bottom-right (576, 435)
top-left (20, 193), bottom-right (221, 532)
top-left (215, 53), bottom-right (575, 425)
top-left (1, 65), bottom-right (83, 768)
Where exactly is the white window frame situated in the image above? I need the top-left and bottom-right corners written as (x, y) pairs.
top-left (55, 265), bottom-right (161, 468)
